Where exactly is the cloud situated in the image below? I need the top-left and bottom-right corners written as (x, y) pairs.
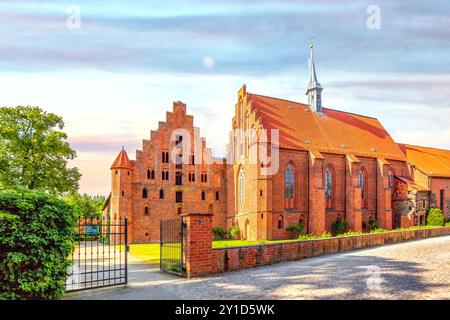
top-left (1, 0), bottom-right (450, 75)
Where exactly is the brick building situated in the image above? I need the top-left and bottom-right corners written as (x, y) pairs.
top-left (398, 144), bottom-right (450, 222)
top-left (103, 45), bottom-right (449, 243)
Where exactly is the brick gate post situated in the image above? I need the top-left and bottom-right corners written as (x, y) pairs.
top-left (181, 213), bottom-right (214, 278)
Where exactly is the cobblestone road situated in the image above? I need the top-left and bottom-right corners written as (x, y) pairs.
top-left (65, 235), bottom-right (450, 300)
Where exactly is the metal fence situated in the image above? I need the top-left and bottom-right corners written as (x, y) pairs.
top-left (160, 218), bottom-right (185, 276)
top-left (65, 217), bottom-right (128, 292)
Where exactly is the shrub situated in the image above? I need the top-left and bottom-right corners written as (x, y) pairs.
top-left (286, 222), bottom-right (304, 237)
top-left (0, 189), bottom-right (76, 300)
top-left (212, 227), bottom-right (225, 240)
top-left (368, 218), bottom-right (378, 230)
top-left (370, 228), bottom-right (387, 233)
top-left (445, 222), bottom-right (450, 227)
top-left (426, 208), bottom-right (445, 226)
top-left (228, 225), bottom-right (240, 239)
top-left (297, 232), bottom-right (332, 240)
top-left (331, 219), bottom-right (348, 235)
top-left (336, 231), bottom-right (362, 237)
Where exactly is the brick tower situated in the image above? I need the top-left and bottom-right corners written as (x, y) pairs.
top-left (110, 147), bottom-right (133, 243)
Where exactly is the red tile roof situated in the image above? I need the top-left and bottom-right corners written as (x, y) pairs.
top-left (398, 144), bottom-right (450, 178)
top-left (111, 147), bottom-right (132, 169)
top-left (249, 93), bottom-right (406, 160)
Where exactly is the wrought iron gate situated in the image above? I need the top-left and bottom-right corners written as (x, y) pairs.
top-left (160, 218), bottom-right (185, 276)
top-left (65, 217), bottom-right (128, 292)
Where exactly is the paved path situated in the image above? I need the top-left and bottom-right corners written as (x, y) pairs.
top-left (65, 235), bottom-right (450, 300)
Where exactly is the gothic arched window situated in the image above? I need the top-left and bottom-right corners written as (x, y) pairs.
top-left (388, 169), bottom-right (393, 189)
top-left (142, 188), bottom-right (148, 199)
top-left (201, 191), bottom-right (206, 201)
top-left (238, 170), bottom-right (245, 211)
top-left (325, 165), bottom-right (333, 209)
top-left (285, 163), bottom-right (295, 209)
top-left (358, 168), bottom-right (367, 209)
top-left (159, 189), bottom-right (164, 199)
top-left (278, 215), bottom-right (284, 229)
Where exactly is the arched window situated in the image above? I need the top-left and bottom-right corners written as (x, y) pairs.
top-left (388, 169), bottom-right (393, 189)
top-left (144, 207), bottom-right (149, 215)
top-left (142, 188), bottom-right (148, 198)
top-left (151, 170), bottom-right (155, 179)
top-left (285, 163), bottom-right (295, 209)
top-left (147, 170), bottom-right (151, 179)
top-left (358, 168), bottom-right (367, 209)
top-left (238, 170), bottom-right (245, 211)
top-left (278, 215), bottom-right (284, 229)
top-left (324, 165), bottom-right (333, 209)
top-left (215, 191), bottom-right (220, 201)
top-left (201, 191), bottom-right (206, 201)
top-left (159, 189), bottom-right (164, 199)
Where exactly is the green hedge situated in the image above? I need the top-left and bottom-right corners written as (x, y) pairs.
top-left (427, 208), bottom-right (445, 226)
top-left (0, 189), bottom-right (76, 300)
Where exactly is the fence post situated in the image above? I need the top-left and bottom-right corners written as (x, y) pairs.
top-left (180, 213), bottom-right (213, 278)
top-left (124, 216), bottom-right (128, 285)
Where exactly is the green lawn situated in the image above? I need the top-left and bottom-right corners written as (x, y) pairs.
top-left (128, 239), bottom-right (299, 265)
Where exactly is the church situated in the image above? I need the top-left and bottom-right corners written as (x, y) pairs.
top-left (103, 46), bottom-right (450, 243)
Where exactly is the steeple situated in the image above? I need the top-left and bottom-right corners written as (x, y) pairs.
top-left (305, 43), bottom-right (323, 113)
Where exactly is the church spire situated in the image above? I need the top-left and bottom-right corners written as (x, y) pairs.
top-left (305, 43), bottom-right (323, 113)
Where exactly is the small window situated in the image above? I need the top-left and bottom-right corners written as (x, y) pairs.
top-left (151, 170), bottom-right (155, 179)
top-left (388, 170), bottom-right (393, 189)
top-left (147, 170), bottom-right (151, 179)
top-left (201, 191), bottom-right (206, 201)
top-left (176, 172), bottom-right (182, 185)
top-left (115, 170), bottom-right (118, 175)
top-left (215, 191), bottom-right (220, 201)
top-left (176, 191), bottom-right (183, 203)
top-left (142, 188), bottom-right (148, 198)
top-left (121, 190), bottom-right (125, 197)
top-left (162, 151), bottom-right (169, 163)
top-left (159, 189), bottom-right (164, 199)
top-left (278, 215), bottom-right (284, 229)
top-left (144, 207), bottom-right (149, 215)
top-left (177, 207), bottom-right (182, 215)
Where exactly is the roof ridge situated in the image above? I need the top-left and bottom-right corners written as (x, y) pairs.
top-left (249, 92), bottom-right (378, 120)
top-left (249, 92), bottom-right (309, 107)
top-left (401, 143), bottom-right (450, 153)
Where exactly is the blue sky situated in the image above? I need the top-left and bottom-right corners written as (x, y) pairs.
top-left (1, 0), bottom-right (449, 195)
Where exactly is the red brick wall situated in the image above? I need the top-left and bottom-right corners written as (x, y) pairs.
top-left (205, 227), bottom-right (450, 277)
top-left (183, 210), bottom-right (450, 277)
top-left (430, 177), bottom-right (450, 219)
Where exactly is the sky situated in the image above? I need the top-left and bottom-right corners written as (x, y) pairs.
top-left (1, 0), bottom-right (449, 195)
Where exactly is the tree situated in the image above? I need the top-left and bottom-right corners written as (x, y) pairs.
top-left (0, 106), bottom-right (80, 194)
top-left (63, 193), bottom-right (106, 219)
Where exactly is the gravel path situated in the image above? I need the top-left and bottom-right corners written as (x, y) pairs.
top-left (65, 235), bottom-right (450, 300)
